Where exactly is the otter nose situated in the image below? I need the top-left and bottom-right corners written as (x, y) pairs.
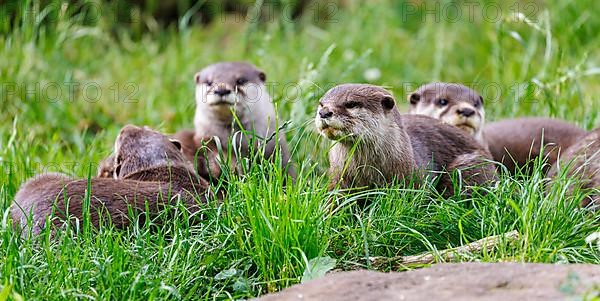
top-left (458, 108), bottom-right (475, 117)
top-left (214, 88), bottom-right (231, 96)
top-left (319, 109), bottom-right (333, 119)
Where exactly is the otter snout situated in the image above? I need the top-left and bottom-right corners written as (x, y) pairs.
top-left (315, 105), bottom-right (346, 140)
top-left (457, 107), bottom-right (475, 117)
top-left (319, 108), bottom-right (333, 119)
top-left (202, 83), bottom-right (238, 106)
top-left (214, 87), bottom-right (231, 97)
top-left (445, 104), bottom-right (484, 137)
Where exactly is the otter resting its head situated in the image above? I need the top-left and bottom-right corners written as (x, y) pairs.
top-left (315, 84), bottom-right (397, 142)
top-left (113, 125), bottom-right (186, 178)
top-left (408, 83), bottom-right (485, 143)
top-left (194, 61), bottom-right (268, 123)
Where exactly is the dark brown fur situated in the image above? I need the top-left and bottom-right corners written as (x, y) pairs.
top-left (170, 129), bottom-right (224, 182)
top-left (11, 125), bottom-right (208, 237)
top-left (547, 128), bottom-right (600, 208)
top-left (316, 84), bottom-right (496, 196)
top-left (484, 118), bottom-right (587, 174)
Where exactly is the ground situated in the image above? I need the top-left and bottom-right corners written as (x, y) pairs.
top-left (257, 263), bottom-right (600, 300)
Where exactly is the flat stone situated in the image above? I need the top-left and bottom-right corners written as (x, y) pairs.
top-left (255, 263), bottom-right (600, 301)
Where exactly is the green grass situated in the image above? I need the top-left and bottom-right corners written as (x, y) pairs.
top-left (1, 0), bottom-right (600, 299)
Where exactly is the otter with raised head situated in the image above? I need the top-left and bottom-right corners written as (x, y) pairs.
top-left (11, 125), bottom-right (208, 237)
top-left (484, 118), bottom-right (587, 174)
top-left (547, 128), bottom-right (600, 208)
top-left (173, 62), bottom-right (294, 182)
top-left (408, 82), bottom-right (487, 148)
top-left (316, 84), bottom-right (495, 196)
top-left (407, 83), bottom-right (588, 174)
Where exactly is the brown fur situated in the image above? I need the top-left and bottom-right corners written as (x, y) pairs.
top-left (408, 83), bottom-right (487, 149)
top-left (11, 125), bottom-right (208, 237)
top-left (170, 129), bottom-right (224, 182)
top-left (96, 154), bottom-right (115, 178)
top-left (484, 118), bottom-right (587, 174)
top-left (547, 128), bottom-right (600, 208)
top-left (176, 61), bottom-right (294, 183)
top-left (316, 84), bottom-right (496, 196)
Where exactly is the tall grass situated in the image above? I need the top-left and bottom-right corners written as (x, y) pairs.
top-left (1, 0), bottom-right (599, 299)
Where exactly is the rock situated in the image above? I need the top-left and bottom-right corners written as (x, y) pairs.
top-left (255, 263), bottom-right (600, 301)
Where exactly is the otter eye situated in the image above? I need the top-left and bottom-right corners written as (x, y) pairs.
top-left (344, 101), bottom-right (361, 109)
top-left (437, 98), bottom-right (449, 106)
top-left (204, 80), bottom-right (213, 86)
top-left (236, 78), bottom-right (247, 86)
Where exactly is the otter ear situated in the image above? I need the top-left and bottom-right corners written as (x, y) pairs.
top-left (114, 155), bottom-right (123, 179)
top-left (194, 72), bottom-right (201, 84)
top-left (169, 139), bottom-right (182, 151)
top-left (258, 71), bottom-right (266, 82)
top-left (479, 95), bottom-right (484, 105)
top-left (113, 164), bottom-right (121, 179)
top-left (381, 95), bottom-right (396, 111)
top-left (408, 92), bottom-right (420, 105)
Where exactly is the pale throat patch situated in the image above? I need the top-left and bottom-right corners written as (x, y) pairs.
top-left (315, 115), bottom-right (345, 140)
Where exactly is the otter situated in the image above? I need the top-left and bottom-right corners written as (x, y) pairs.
top-left (547, 128), bottom-right (599, 208)
top-left (11, 125), bottom-right (208, 237)
top-left (170, 129), bottom-right (224, 182)
top-left (408, 83), bottom-right (487, 148)
top-left (407, 84), bottom-right (588, 174)
top-left (96, 154), bottom-right (115, 178)
top-left (173, 62), bottom-right (294, 182)
top-left (316, 84), bottom-right (496, 196)
top-left (484, 118), bottom-right (587, 174)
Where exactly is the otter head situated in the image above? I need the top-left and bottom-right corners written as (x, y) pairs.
top-left (315, 84), bottom-right (397, 143)
top-left (194, 61), bottom-right (267, 122)
top-left (408, 83), bottom-right (485, 140)
top-left (112, 125), bottom-right (186, 178)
